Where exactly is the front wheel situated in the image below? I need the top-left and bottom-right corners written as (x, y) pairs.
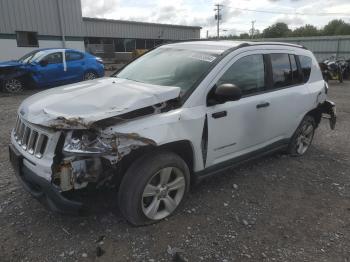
top-left (118, 151), bottom-right (190, 226)
top-left (83, 71), bottom-right (97, 81)
top-left (288, 116), bottom-right (316, 156)
top-left (3, 78), bottom-right (24, 93)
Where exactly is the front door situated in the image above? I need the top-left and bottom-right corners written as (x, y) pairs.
top-left (37, 51), bottom-right (65, 87)
top-left (205, 53), bottom-right (273, 167)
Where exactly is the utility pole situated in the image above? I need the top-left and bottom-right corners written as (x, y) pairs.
top-left (250, 20), bottom-right (256, 39)
top-left (214, 4), bottom-right (223, 40)
top-left (206, 30), bottom-right (209, 39)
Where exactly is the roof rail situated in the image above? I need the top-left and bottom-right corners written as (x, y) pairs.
top-left (247, 42), bottom-right (308, 50)
top-left (167, 39), bottom-right (308, 50)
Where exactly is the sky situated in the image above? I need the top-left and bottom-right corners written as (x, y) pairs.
top-left (81, 0), bottom-right (350, 38)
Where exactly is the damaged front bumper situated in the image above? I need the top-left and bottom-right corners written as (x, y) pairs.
top-left (9, 119), bottom-right (157, 215)
top-left (9, 144), bottom-right (86, 215)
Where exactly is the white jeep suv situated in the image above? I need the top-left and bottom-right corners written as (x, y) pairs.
top-left (9, 41), bottom-right (336, 225)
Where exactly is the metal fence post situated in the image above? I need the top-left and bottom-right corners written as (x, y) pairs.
top-left (336, 38), bottom-right (340, 59)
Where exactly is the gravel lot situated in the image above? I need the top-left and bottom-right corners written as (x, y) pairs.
top-left (0, 81), bottom-right (349, 262)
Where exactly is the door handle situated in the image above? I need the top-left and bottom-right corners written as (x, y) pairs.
top-left (256, 102), bottom-right (270, 109)
top-left (212, 111), bottom-right (227, 119)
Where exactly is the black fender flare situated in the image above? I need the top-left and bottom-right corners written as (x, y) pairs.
top-left (307, 100), bottom-right (336, 130)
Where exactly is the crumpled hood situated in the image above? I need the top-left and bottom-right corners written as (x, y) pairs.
top-left (19, 77), bottom-right (181, 129)
top-left (0, 60), bottom-right (23, 68)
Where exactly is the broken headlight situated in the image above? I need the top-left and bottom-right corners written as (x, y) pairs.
top-left (63, 130), bottom-right (115, 156)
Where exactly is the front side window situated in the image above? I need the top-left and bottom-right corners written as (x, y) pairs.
top-left (116, 48), bottom-right (218, 96)
top-left (43, 52), bottom-right (63, 64)
top-left (299, 55), bottom-right (312, 83)
top-left (16, 31), bottom-right (38, 47)
top-left (270, 53), bottom-right (293, 88)
top-left (217, 54), bottom-right (266, 95)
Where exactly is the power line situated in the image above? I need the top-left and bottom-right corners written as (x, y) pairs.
top-left (231, 7), bottom-right (350, 16)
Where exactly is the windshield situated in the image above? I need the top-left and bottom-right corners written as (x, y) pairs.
top-left (116, 48), bottom-right (218, 96)
top-left (18, 50), bottom-right (47, 63)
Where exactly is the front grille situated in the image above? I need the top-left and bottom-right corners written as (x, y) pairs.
top-left (13, 116), bottom-right (49, 159)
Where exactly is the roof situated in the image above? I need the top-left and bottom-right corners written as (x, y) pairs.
top-left (31, 48), bottom-right (84, 52)
top-left (163, 40), bottom-right (306, 54)
top-left (83, 17), bottom-right (202, 30)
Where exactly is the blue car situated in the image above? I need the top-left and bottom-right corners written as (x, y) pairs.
top-left (0, 48), bottom-right (105, 93)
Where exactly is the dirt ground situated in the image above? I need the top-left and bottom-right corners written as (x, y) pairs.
top-left (0, 81), bottom-right (349, 262)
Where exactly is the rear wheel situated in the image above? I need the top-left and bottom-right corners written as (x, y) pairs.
top-left (3, 78), bottom-right (24, 93)
top-left (83, 71), bottom-right (97, 80)
top-left (288, 116), bottom-right (316, 156)
top-left (118, 151), bottom-right (190, 226)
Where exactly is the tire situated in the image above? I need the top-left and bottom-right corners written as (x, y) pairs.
top-left (288, 115), bottom-right (316, 156)
top-left (83, 71), bottom-right (97, 80)
top-left (2, 78), bottom-right (24, 93)
top-left (118, 151), bottom-right (190, 226)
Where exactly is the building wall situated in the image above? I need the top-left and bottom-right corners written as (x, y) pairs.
top-left (83, 18), bottom-right (200, 40)
top-left (0, 38), bottom-right (85, 61)
top-left (252, 35), bottom-right (350, 61)
top-left (0, 0), bottom-right (83, 37)
top-left (0, 0), bottom-right (199, 40)
top-left (0, 0), bottom-right (85, 61)
top-left (0, 0), bottom-right (200, 61)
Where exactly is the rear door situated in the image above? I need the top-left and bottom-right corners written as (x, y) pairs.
top-left (65, 51), bottom-right (85, 83)
top-left (263, 53), bottom-right (310, 140)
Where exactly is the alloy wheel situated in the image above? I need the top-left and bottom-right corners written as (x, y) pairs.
top-left (141, 167), bottom-right (186, 220)
top-left (84, 72), bottom-right (97, 80)
top-left (296, 121), bottom-right (314, 155)
top-left (4, 79), bottom-right (23, 93)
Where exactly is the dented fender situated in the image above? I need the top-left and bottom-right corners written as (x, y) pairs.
top-left (104, 106), bottom-right (207, 171)
top-left (0, 66), bottom-right (32, 82)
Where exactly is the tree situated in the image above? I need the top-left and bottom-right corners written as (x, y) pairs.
top-left (292, 24), bottom-right (319, 37)
top-left (239, 33), bottom-right (250, 39)
top-left (262, 22), bottom-right (291, 38)
top-left (322, 19), bottom-right (350, 35)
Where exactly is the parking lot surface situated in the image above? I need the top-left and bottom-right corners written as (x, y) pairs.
top-left (0, 81), bottom-right (349, 261)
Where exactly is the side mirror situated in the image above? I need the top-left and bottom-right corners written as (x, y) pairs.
top-left (210, 83), bottom-right (242, 105)
top-left (39, 60), bottom-right (48, 67)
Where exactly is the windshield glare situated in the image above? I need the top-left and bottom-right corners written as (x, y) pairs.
top-left (18, 50), bottom-right (47, 63)
top-left (116, 48), bottom-right (218, 96)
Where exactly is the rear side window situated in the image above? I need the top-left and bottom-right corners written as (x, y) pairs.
top-left (218, 54), bottom-right (265, 96)
top-left (289, 55), bottom-right (302, 85)
top-left (66, 51), bottom-right (84, 61)
top-left (270, 53), bottom-right (292, 88)
top-left (299, 55), bottom-right (312, 83)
